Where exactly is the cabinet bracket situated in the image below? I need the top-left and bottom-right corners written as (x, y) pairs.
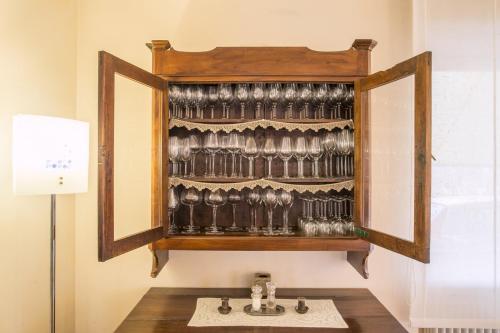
top-left (347, 249), bottom-right (371, 279)
top-left (150, 248), bottom-right (169, 278)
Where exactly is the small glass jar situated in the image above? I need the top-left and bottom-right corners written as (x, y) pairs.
top-left (251, 285), bottom-right (263, 312)
top-left (265, 282), bottom-right (277, 310)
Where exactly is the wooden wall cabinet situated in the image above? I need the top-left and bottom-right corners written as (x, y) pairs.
top-left (98, 40), bottom-right (431, 279)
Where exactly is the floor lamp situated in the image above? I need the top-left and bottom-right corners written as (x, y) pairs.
top-left (12, 115), bottom-right (89, 333)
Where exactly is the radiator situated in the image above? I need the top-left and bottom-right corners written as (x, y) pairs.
top-left (420, 329), bottom-right (499, 333)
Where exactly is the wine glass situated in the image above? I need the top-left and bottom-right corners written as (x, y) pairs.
top-left (218, 84), bottom-right (233, 119)
top-left (208, 86), bottom-right (218, 119)
top-left (167, 187), bottom-right (180, 234)
top-left (262, 134), bottom-right (276, 178)
top-left (237, 133), bottom-right (245, 177)
top-left (242, 135), bottom-right (258, 178)
top-left (343, 86), bottom-right (354, 119)
top-left (298, 83), bottom-right (313, 119)
top-left (317, 196), bottom-right (330, 235)
top-left (218, 133), bottom-right (229, 177)
top-left (262, 188), bottom-right (279, 236)
top-left (179, 138), bottom-right (191, 176)
top-left (183, 85), bottom-right (195, 118)
top-left (293, 136), bottom-right (308, 178)
top-left (188, 133), bottom-right (201, 177)
top-left (227, 190), bottom-right (243, 231)
top-left (308, 136), bottom-right (323, 178)
top-left (283, 83), bottom-right (297, 119)
top-left (251, 83), bottom-right (265, 118)
top-left (267, 83), bottom-right (282, 119)
top-left (278, 135), bottom-right (293, 178)
top-left (227, 132), bottom-right (239, 178)
top-left (204, 132), bottom-right (219, 177)
top-left (194, 85), bottom-right (207, 119)
top-left (277, 190), bottom-right (294, 235)
top-left (180, 187), bottom-right (202, 234)
top-left (246, 188), bottom-right (261, 233)
top-left (313, 84), bottom-right (328, 119)
top-left (322, 132), bottom-right (336, 177)
top-left (236, 84), bottom-right (250, 119)
top-left (204, 189), bottom-right (227, 235)
top-left (330, 84), bottom-right (344, 119)
top-left (169, 136), bottom-right (180, 177)
top-left (169, 85), bottom-right (182, 118)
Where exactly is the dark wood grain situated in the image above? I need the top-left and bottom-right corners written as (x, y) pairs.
top-left (115, 288), bottom-right (407, 333)
top-left (98, 51), bottom-right (168, 261)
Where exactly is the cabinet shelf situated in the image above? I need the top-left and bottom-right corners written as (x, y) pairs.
top-left (174, 176), bottom-right (353, 184)
top-left (182, 118), bottom-right (348, 124)
top-left (152, 235), bottom-right (369, 251)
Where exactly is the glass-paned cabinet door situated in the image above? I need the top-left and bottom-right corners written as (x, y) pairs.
top-left (354, 52), bottom-right (431, 262)
top-left (98, 52), bottom-right (168, 261)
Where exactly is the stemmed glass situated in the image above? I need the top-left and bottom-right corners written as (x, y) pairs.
top-left (180, 188), bottom-right (202, 234)
top-left (298, 83), bottom-right (313, 119)
top-left (283, 83), bottom-right (297, 119)
top-left (218, 133), bottom-right (229, 177)
top-left (330, 84), bottom-right (344, 119)
top-left (204, 132), bottom-right (219, 177)
top-left (218, 84), bottom-right (233, 119)
top-left (179, 138), bottom-right (191, 176)
top-left (267, 83), bottom-right (282, 119)
top-left (278, 135), bottom-right (293, 178)
top-left (251, 83), bottom-right (265, 118)
top-left (208, 86), bottom-right (218, 119)
top-left (343, 86), bottom-right (354, 119)
top-left (313, 84), bottom-right (328, 119)
top-left (236, 84), bottom-right (250, 119)
top-left (188, 133), bottom-right (201, 177)
top-left (277, 190), bottom-right (294, 235)
top-left (262, 134), bottom-right (276, 178)
top-left (262, 188), bottom-right (280, 236)
top-left (227, 190), bottom-right (243, 231)
top-left (169, 85), bottom-right (182, 118)
top-left (246, 188), bottom-right (261, 233)
top-left (204, 189), bottom-right (227, 235)
top-left (227, 132), bottom-right (240, 178)
top-left (308, 136), bottom-right (323, 178)
top-left (242, 135), bottom-right (258, 178)
top-left (169, 136), bottom-right (180, 177)
top-left (293, 136), bottom-right (308, 178)
top-left (322, 132), bottom-right (336, 177)
top-left (316, 197), bottom-right (330, 235)
top-left (167, 187), bottom-right (180, 234)
top-left (183, 85), bottom-right (195, 118)
top-left (194, 85), bottom-right (207, 119)
top-left (237, 134), bottom-right (245, 177)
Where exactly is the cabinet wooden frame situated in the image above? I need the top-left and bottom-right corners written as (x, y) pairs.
top-left (354, 52), bottom-right (432, 263)
top-left (97, 39), bottom-right (431, 279)
top-left (98, 51), bottom-right (169, 261)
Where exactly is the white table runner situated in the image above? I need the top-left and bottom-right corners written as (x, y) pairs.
top-left (188, 298), bottom-right (348, 328)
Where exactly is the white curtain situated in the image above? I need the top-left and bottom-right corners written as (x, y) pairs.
top-left (410, 0), bottom-right (500, 329)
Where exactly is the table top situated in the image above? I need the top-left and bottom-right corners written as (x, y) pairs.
top-left (116, 288), bottom-right (407, 333)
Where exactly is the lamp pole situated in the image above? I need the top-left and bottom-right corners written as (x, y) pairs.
top-left (50, 194), bottom-right (56, 333)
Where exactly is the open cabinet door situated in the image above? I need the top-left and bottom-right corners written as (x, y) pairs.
top-left (354, 52), bottom-right (431, 263)
top-left (98, 51), bottom-right (169, 261)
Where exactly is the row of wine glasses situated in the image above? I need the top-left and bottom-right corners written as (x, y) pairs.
top-left (167, 187), bottom-right (296, 235)
top-left (297, 194), bottom-right (355, 236)
top-left (169, 83), bottom-right (354, 120)
top-left (168, 129), bottom-right (354, 179)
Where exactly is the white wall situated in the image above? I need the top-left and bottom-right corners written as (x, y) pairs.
top-left (0, 0), bottom-right (77, 332)
top-left (75, 1), bottom-right (415, 332)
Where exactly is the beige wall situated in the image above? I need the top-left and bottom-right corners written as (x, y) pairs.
top-left (75, 0), bottom-right (415, 332)
top-left (0, 0), bottom-right (77, 332)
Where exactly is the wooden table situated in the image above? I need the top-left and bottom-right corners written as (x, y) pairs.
top-left (116, 288), bottom-right (407, 333)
